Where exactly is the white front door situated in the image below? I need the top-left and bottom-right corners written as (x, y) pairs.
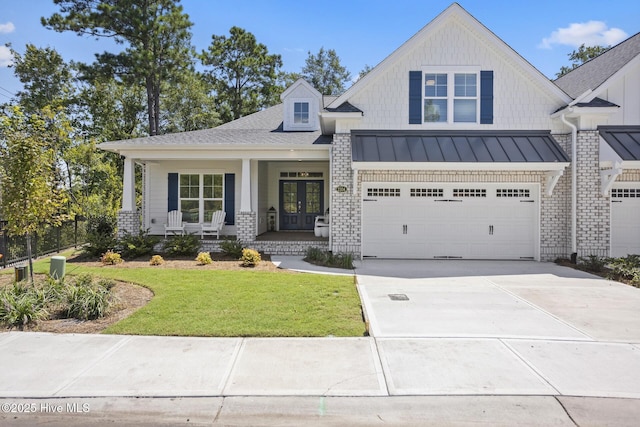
top-left (362, 183), bottom-right (539, 260)
top-left (611, 183), bottom-right (640, 258)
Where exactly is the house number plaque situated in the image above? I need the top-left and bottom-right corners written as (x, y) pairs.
top-left (336, 186), bottom-right (348, 193)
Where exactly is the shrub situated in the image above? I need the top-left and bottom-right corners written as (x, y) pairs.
top-left (116, 229), bottom-right (160, 259)
top-left (101, 250), bottom-right (123, 265)
top-left (241, 248), bottom-right (261, 267)
top-left (196, 252), bottom-right (213, 265)
top-left (219, 238), bottom-right (244, 259)
top-left (304, 247), bottom-right (354, 269)
top-left (149, 255), bottom-right (164, 266)
top-left (65, 280), bottom-right (114, 320)
top-left (608, 255), bottom-right (640, 286)
top-left (0, 283), bottom-right (49, 329)
top-left (84, 214), bottom-right (117, 257)
top-left (163, 233), bottom-right (201, 257)
top-left (578, 255), bottom-right (608, 273)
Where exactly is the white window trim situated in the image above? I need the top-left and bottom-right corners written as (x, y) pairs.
top-left (288, 97), bottom-right (315, 130)
top-left (179, 172), bottom-right (225, 223)
top-left (422, 66), bottom-right (480, 125)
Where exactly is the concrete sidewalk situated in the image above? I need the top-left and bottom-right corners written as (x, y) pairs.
top-left (1, 332), bottom-right (640, 425)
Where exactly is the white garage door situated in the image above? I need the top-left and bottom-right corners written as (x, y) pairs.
top-left (611, 184), bottom-right (640, 258)
top-left (362, 183), bottom-right (538, 260)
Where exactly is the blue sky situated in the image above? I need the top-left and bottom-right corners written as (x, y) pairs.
top-left (1, 0), bottom-right (639, 102)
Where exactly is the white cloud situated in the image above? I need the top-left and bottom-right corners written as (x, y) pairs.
top-left (0, 21), bottom-right (15, 34)
top-left (0, 45), bottom-right (13, 67)
top-left (539, 21), bottom-right (628, 49)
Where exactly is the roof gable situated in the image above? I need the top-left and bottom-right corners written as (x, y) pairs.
top-left (328, 3), bottom-right (570, 109)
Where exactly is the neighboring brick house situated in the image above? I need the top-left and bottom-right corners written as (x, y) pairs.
top-left (100, 3), bottom-right (640, 261)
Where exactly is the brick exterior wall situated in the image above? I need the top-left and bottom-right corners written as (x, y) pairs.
top-left (236, 211), bottom-right (257, 243)
top-left (576, 130), bottom-right (610, 258)
top-left (117, 210), bottom-right (140, 238)
top-left (541, 133), bottom-right (571, 261)
top-left (329, 132), bottom-right (575, 261)
top-left (330, 134), bottom-right (361, 255)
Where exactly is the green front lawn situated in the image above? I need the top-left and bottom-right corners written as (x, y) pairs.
top-left (26, 253), bottom-right (365, 337)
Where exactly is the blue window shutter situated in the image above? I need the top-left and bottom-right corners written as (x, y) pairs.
top-left (168, 173), bottom-right (178, 211)
top-left (409, 71), bottom-right (422, 124)
top-left (224, 174), bottom-right (235, 225)
top-left (480, 70), bottom-right (494, 124)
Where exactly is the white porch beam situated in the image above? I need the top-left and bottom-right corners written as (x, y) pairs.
top-left (545, 170), bottom-right (563, 196)
top-left (601, 163), bottom-right (623, 196)
top-left (240, 158), bottom-right (251, 212)
top-left (122, 156), bottom-right (136, 211)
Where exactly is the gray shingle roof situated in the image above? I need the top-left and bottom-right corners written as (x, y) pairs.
top-left (554, 32), bottom-right (640, 98)
top-left (99, 104), bottom-right (331, 149)
top-left (599, 126), bottom-right (640, 161)
top-left (351, 130), bottom-right (570, 163)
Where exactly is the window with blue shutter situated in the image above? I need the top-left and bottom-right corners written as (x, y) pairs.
top-left (224, 174), bottom-right (235, 225)
top-left (168, 173), bottom-right (178, 211)
top-left (409, 70), bottom-right (493, 124)
top-left (480, 70), bottom-right (493, 124)
top-left (409, 71), bottom-right (422, 124)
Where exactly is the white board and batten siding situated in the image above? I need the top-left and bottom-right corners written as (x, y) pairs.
top-left (362, 182), bottom-right (540, 260)
top-left (611, 182), bottom-right (640, 258)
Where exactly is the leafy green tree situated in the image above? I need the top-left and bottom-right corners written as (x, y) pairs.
top-left (160, 69), bottom-right (220, 133)
top-left (77, 76), bottom-right (146, 142)
top-left (201, 26), bottom-right (282, 122)
top-left (556, 44), bottom-right (610, 78)
top-left (301, 47), bottom-right (351, 95)
top-left (0, 106), bottom-right (67, 282)
top-left (43, 0), bottom-right (194, 135)
top-left (8, 43), bottom-right (75, 113)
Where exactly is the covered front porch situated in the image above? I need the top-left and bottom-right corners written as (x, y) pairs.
top-left (115, 151), bottom-right (331, 252)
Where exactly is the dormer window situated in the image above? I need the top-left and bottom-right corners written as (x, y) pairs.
top-left (280, 79), bottom-right (322, 131)
top-left (294, 102), bottom-right (309, 124)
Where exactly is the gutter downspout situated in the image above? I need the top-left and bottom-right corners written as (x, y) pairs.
top-left (561, 112), bottom-right (578, 261)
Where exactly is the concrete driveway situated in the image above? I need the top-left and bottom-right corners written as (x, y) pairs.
top-left (356, 259), bottom-right (640, 398)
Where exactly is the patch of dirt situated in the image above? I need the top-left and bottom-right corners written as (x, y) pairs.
top-left (0, 252), bottom-right (284, 334)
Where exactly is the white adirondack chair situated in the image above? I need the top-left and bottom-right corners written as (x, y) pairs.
top-left (201, 210), bottom-right (226, 239)
top-left (164, 210), bottom-right (186, 237)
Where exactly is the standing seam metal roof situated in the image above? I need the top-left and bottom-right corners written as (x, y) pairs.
top-left (598, 126), bottom-right (640, 161)
top-left (351, 131), bottom-right (570, 163)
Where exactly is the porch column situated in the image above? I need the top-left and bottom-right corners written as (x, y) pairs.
top-left (122, 156), bottom-right (136, 211)
top-left (236, 158), bottom-right (256, 243)
top-left (240, 158), bottom-right (251, 212)
top-left (117, 156), bottom-right (140, 237)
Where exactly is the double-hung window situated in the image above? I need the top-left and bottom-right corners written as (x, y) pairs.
top-left (424, 70), bottom-right (478, 124)
top-left (179, 173), bottom-right (224, 223)
top-left (294, 102), bottom-right (309, 124)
